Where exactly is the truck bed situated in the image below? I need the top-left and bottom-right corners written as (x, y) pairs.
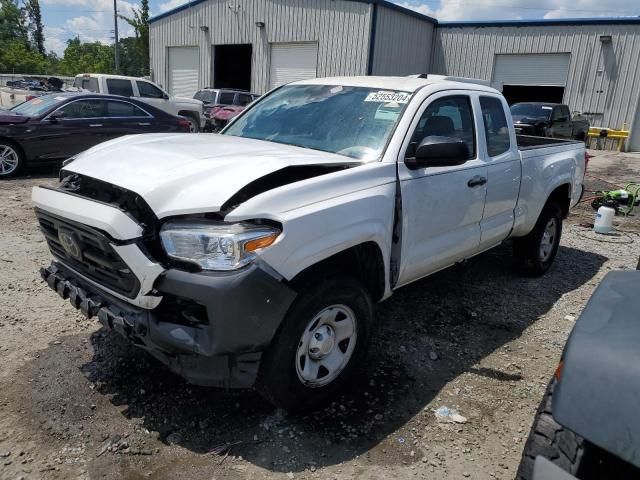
top-left (517, 134), bottom-right (583, 151)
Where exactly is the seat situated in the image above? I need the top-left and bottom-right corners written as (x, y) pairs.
top-left (424, 115), bottom-right (455, 136)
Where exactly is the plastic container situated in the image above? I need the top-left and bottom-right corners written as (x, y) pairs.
top-left (594, 206), bottom-right (615, 234)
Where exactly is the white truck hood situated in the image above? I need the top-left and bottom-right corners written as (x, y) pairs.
top-left (65, 133), bottom-right (357, 219)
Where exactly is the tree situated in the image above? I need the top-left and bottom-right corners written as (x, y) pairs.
top-left (118, 0), bottom-right (149, 75)
top-left (0, 0), bottom-right (28, 45)
top-left (0, 40), bottom-right (47, 73)
top-left (23, 0), bottom-right (44, 55)
top-left (58, 38), bottom-right (115, 76)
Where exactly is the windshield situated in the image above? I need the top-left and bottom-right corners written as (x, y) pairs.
top-left (510, 103), bottom-right (553, 120)
top-left (223, 85), bottom-right (411, 161)
top-left (11, 94), bottom-right (66, 117)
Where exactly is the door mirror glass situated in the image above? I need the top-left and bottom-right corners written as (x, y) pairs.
top-left (406, 136), bottom-right (470, 169)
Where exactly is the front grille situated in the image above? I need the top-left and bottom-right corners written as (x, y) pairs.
top-left (36, 210), bottom-right (140, 298)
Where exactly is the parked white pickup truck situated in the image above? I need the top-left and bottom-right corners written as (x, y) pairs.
top-left (73, 74), bottom-right (205, 132)
top-left (33, 76), bottom-right (585, 411)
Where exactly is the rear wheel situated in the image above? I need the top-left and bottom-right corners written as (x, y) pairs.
top-left (0, 140), bottom-right (23, 178)
top-left (257, 273), bottom-right (372, 412)
top-left (513, 202), bottom-right (563, 276)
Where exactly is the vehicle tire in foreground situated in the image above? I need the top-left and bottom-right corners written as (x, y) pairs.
top-left (257, 273), bottom-right (373, 412)
top-left (0, 140), bottom-right (23, 178)
top-left (518, 379), bottom-right (640, 480)
top-left (513, 202), bottom-right (563, 276)
top-left (517, 379), bottom-right (586, 480)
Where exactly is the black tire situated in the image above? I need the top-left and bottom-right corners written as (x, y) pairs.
top-left (185, 114), bottom-right (200, 133)
top-left (257, 273), bottom-right (373, 412)
top-left (513, 202), bottom-right (563, 276)
top-left (518, 379), bottom-right (640, 480)
top-left (517, 379), bottom-right (585, 480)
top-left (0, 140), bottom-right (24, 178)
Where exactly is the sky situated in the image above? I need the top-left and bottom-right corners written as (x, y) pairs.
top-left (41, 0), bottom-right (640, 56)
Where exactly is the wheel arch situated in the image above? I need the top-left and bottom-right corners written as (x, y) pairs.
top-left (289, 241), bottom-right (387, 303)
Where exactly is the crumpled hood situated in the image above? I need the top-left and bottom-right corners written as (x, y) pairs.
top-left (65, 133), bottom-right (356, 218)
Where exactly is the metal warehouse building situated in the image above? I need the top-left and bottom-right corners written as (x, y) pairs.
top-left (149, 1), bottom-right (640, 151)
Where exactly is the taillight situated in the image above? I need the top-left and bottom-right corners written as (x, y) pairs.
top-left (178, 118), bottom-right (191, 131)
top-left (584, 152), bottom-right (591, 171)
top-left (25, 95), bottom-right (36, 101)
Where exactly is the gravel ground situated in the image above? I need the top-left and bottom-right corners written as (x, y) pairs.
top-left (1, 150), bottom-right (639, 480)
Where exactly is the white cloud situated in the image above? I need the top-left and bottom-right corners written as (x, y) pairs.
top-left (392, 0), bottom-right (640, 21)
top-left (43, 0), bottom-right (137, 54)
top-left (158, 0), bottom-right (188, 13)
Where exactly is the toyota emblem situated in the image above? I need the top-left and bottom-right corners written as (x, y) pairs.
top-left (58, 229), bottom-right (83, 261)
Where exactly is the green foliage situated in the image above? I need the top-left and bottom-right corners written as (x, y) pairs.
top-left (118, 0), bottom-right (149, 75)
top-left (0, 39), bottom-right (47, 73)
top-left (0, 0), bottom-right (28, 44)
top-left (57, 38), bottom-right (115, 76)
top-left (23, 0), bottom-right (44, 54)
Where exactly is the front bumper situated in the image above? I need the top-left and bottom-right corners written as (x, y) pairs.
top-left (41, 261), bottom-right (296, 388)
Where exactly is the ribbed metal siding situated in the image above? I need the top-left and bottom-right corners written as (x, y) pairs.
top-left (149, 0), bottom-right (372, 95)
top-left (432, 24), bottom-right (640, 136)
top-left (370, 5), bottom-right (433, 76)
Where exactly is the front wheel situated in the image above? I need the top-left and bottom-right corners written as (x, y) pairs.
top-left (513, 202), bottom-right (563, 276)
top-left (257, 273), bottom-right (373, 412)
top-left (185, 114), bottom-right (200, 133)
top-left (0, 141), bottom-right (23, 178)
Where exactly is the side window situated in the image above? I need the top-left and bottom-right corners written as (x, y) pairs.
top-left (562, 106), bottom-right (571, 119)
top-left (480, 96), bottom-right (511, 157)
top-left (104, 100), bottom-right (149, 117)
top-left (137, 81), bottom-right (164, 99)
top-left (106, 79), bottom-right (134, 97)
top-left (79, 78), bottom-right (99, 92)
top-left (194, 90), bottom-right (216, 103)
top-left (58, 99), bottom-right (104, 119)
top-left (237, 93), bottom-right (253, 106)
top-left (410, 95), bottom-right (475, 160)
top-left (218, 91), bottom-right (235, 105)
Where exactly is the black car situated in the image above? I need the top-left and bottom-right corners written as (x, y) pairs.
top-left (0, 93), bottom-right (191, 178)
top-left (510, 102), bottom-right (590, 141)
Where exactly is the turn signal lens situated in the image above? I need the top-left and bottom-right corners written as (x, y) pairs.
top-left (554, 361), bottom-right (563, 381)
top-left (245, 233), bottom-right (279, 252)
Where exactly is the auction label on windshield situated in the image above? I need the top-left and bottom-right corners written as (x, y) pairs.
top-left (365, 91), bottom-right (411, 103)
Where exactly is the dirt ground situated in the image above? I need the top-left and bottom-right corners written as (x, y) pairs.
top-left (1, 150), bottom-right (640, 480)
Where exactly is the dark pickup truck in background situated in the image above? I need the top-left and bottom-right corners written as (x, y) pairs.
top-left (510, 102), bottom-right (590, 141)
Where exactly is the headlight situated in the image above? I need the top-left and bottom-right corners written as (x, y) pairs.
top-left (160, 221), bottom-right (280, 271)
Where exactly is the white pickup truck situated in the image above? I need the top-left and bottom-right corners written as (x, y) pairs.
top-left (73, 74), bottom-right (205, 132)
top-left (33, 76), bottom-right (585, 411)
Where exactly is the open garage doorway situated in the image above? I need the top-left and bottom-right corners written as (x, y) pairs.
top-left (213, 44), bottom-right (252, 91)
top-left (502, 85), bottom-right (565, 105)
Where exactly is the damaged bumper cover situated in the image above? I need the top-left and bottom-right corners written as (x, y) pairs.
top-left (41, 261), bottom-right (296, 388)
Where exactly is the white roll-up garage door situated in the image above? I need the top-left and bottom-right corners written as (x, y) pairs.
top-left (493, 53), bottom-right (571, 87)
top-left (168, 47), bottom-right (200, 97)
top-left (269, 43), bottom-right (318, 89)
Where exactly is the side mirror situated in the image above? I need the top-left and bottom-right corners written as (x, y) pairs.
top-left (163, 93), bottom-right (170, 100)
top-left (48, 110), bottom-right (66, 121)
top-left (405, 136), bottom-right (470, 169)
top-left (554, 116), bottom-right (568, 123)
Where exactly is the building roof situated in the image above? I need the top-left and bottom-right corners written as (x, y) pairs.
top-left (439, 17), bottom-right (640, 28)
top-left (149, 0), bottom-right (437, 24)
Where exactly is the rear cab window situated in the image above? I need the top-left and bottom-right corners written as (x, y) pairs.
top-left (480, 96), bottom-right (511, 157)
top-left (106, 79), bottom-right (134, 97)
top-left (74, 77), bottom-right (99, 92)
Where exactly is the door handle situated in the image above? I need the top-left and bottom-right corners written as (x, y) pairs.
top-left (467, 175), bottom-right (487, 187)
top-left (89, 124), bottom-right (103, 127)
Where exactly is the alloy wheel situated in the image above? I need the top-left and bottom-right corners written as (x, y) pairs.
top-left (0, 144), bottom-right (19, 176)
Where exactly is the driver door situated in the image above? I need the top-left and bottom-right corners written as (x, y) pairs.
top-left (395, 92), bottom-right (488, 287)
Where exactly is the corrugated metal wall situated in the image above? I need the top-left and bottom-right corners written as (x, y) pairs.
top-left (370, 5), bottom-right (433, 76)
top-left (431, 24), bottom-right (640, 134)
top-left (149, 0), bottom-right (372, 94)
